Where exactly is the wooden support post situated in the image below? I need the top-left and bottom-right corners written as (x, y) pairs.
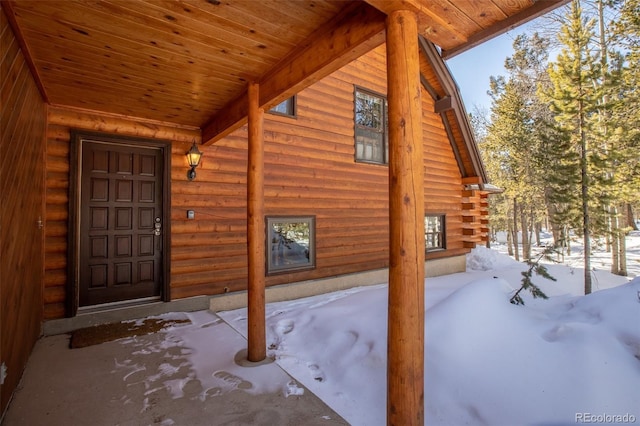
top-left (247, 82), bottom-right (266, 362)
top-left (386, 9), bottom-right (425, 426)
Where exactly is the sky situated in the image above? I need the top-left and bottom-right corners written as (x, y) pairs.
top-left (446, 23), bottom-right (535, 113)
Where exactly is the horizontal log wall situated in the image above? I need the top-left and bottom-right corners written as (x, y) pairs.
top-left (43, 44), bottom-right (469, 319)
top-left (44, 108), bottom-right (200, 317)
top-left (1, 4), bottom-right (47, 413)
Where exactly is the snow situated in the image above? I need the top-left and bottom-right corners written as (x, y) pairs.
top-left (112, 312), bottom-right (298, 403)
top-left (143, 232), bottom-right (640, 425)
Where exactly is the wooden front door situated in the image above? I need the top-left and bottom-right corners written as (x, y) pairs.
top-left (79, 141), bottom-right (164, 307)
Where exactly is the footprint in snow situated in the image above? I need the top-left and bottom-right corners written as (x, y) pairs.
top-left (212, 370), bottom-right (253, 390)
top-left (307, 363), bottom-right (326, 383)
top-left (542, 324), bottom-right (573, 342)
top-left (618, 333), bottom-right (640, 361)
top-left (275, 319), bottom-right (295, 335)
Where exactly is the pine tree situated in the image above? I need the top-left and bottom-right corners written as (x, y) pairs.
top-left (539, 120), bottom-right (581, 248)
top-left (545, 0), bottom-right (603, 295)
top-left (510, 245), bottom-right (557, 305)
top-left (610, 0), bottom-right (640, 269)
top-left (482, 34), bottom-right (555, 261)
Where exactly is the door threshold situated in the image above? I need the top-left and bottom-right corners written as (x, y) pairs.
top-left (78, 297), bottom-right (162, 315)
top-left (44, 295), bottom-right (214, 336)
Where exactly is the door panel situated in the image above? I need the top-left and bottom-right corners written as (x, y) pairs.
top-left (79, 142), bottom-right (163, 307)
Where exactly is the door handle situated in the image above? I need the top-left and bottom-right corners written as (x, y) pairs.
top-left (154, 217), bottom-right (161, 236)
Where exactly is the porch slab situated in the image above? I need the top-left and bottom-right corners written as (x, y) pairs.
top-left (2, 310), bottom-right (348, 426)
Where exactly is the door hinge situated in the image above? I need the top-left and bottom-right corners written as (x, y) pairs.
top-left (0, 362), bottom-right (7, 385)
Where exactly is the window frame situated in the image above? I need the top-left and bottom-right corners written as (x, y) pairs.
top-left (354, 86), bottom-right (388, 165)
top-left (268, 96), bottom-right (297, 118)
top-left (425, 214), bottom-right (446, 253)
top-left (265, 215), bottom-right (316, 275)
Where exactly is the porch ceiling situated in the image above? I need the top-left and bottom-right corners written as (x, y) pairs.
top-left (3, 0), bottom-right (568, 140)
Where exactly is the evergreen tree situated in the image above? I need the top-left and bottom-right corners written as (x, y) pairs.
top-left (611, 0), bottom-right (640, 250)
top-left (510, 245), bottom-right (557, 305)
top-left (538, 120), bottom-right (581, 249)
top-left (474, 0), bottom-right (639, 280)
top-left (483, 34), bottom-right (555, 261)
top-left (545, 0), bottom-right (602, 294)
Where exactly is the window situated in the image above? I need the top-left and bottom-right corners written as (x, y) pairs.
top-left (266, 216), bottom-right (315, 274)
top-left (425, 215), bottom-right (445, 252)
top-left (269, 96), bottom-right (296, 117)
top-left (355, 87), bottom-right (388, 164)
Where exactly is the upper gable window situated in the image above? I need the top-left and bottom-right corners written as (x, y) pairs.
top-left (270, 96), bottom-right (296, 117)
top-left (354, 87), bottom-right (388, 165)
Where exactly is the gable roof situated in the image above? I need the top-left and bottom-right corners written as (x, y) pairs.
top-left (418, 37), bottom-right (488, 186)
top-left (3, 0), bottom-right (568, 145)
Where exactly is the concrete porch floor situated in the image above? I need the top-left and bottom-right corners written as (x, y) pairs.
top-left (2, 310), bottom-right (349, 426)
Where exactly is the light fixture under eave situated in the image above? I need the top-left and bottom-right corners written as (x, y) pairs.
top-left (186, 141), bottom-right (203, 181)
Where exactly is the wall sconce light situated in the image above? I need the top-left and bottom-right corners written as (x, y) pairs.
top-left (186, 141), bottom-right (203, 181)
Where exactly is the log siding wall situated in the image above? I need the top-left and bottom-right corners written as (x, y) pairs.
top-left (42, 45), bottom-right (471, 319)
top-left (1, 5), bottom-right (47, 413)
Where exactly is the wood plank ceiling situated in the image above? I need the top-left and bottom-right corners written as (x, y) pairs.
top-left (3, 0), bottom-right (568, 140)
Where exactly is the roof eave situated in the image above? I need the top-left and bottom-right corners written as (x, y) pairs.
top-left (418, 37), bottom-right (489, 184)
top-left (440, 0), bottom-right (571, 59)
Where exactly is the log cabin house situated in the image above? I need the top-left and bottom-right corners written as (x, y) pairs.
top-left (1, 0), bottom-right (568, 422)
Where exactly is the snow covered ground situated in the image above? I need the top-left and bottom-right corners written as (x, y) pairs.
top-left (493, 229), bottom-right (640, 280)
top-left (148, 232), bottom-right (640, 425)
top-left (218, 231), bottom-right (640, 425)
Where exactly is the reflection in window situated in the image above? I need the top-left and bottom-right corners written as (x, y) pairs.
top-left (269, 96), bottom-right (296, 117)
top-left (355, 87), bottom-right (388, 164)
top-left (425, 215), bottom-right (446, 252)
top-left (266, 216), bottom-right (315, 274)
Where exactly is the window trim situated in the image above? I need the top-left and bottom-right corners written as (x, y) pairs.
top-left (265, 215), bottom-right (316, 275)
top-left (354, 85), bottom-right (388, 165)
top-left (268, 96), bottom-right (297, 118)
top-left (425, 214), bottom-right (446, 253)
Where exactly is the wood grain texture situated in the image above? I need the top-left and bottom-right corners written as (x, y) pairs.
top-left (385, 11), bottom-right (425, 425)
top-left (41, 44), bottom-right (478, 318)
top-left (6, 0), bottom-right (352, 127)
top-left (5, 0), bottom-right (567, 131)
top-left (1, 4), bottom-right (46, 411)
top-left (202, 2), bottom-right (386, 144)
top-left (246, 82), bottom-right (266, 361)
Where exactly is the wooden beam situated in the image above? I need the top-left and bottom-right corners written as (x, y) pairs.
top-left (438, 109), bottom-right (467, 178)
top-left (1, 1), bottom-right (49, 103)
top-left (419, 74), bottom-right (439, 101)
top-left (441, 0), bottom-right (571, 59)
top-left (434, 95), bottom-right (454, 113)
top-left (365, 0), bottom-right (467, 46)
top-left (201, 3), bottom-right (386, 145)
top-left (419, 37), bottom-right (487, 182)
top-left (461, 176), bottom-right (482, 185)
top-left (47, 105), bottom-right (200, 142)
top-left (246, 82), bottom-right (266, 362)
top-left (386, 9), bottom-right (424, 426)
